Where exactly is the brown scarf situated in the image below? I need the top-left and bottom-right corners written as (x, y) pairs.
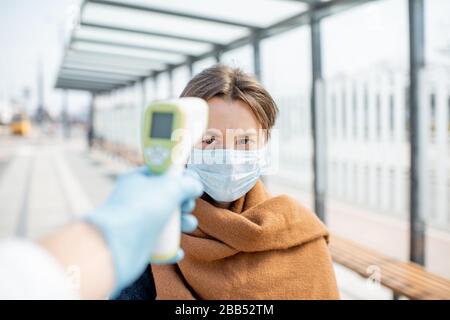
top-left (151, 180), bottom-right (340, 299)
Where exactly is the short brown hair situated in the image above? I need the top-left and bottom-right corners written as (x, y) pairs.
top-left (180, 64), bottom-right (278, 138)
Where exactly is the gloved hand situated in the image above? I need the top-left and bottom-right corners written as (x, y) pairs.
top-left (84, 167), bottom-right (203, 296)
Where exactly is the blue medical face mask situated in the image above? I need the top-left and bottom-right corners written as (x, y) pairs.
top-left (187, 148), bottom-right (268, 202)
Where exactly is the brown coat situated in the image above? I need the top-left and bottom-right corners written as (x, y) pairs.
top-left (152, 180), bottom-right (340, 300)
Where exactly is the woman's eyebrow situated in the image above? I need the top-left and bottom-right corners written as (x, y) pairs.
top-left (236, 132), bottom-right (258, 137)
top-left (204, 129), bottom-right (223, 136)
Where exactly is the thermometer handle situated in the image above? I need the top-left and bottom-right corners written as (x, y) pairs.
top-left (150, 208), bottom-right (181, 262)
top-left (149, 166), bottom-right (183, 262)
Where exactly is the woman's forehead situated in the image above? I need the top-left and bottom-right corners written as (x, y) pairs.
top-left (204, 128), bottom-right (260, 137)
top-left (206, 97), bottom-right (261, 132)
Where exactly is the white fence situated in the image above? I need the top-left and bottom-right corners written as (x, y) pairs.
top-left (93, 66), bottom-right (450, 230)
top-left (273, 65), bottom-right (450, 230)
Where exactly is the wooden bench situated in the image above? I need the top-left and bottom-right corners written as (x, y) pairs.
top-left (329, 234), bottom-right (450, 300)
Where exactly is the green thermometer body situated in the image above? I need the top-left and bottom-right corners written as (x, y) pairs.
top-left (141, 97), bottom-right (208, 262)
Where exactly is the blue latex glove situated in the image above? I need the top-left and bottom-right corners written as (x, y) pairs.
top-left (84, 167), bottom-right (203, 295)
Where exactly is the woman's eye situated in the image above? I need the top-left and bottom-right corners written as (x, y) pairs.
top-left (203, 136), bottom-right (216, 145)
top-left (238, 137), bottom-right (253, 145)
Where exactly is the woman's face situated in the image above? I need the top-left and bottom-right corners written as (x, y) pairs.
top-left (195, 97), bottom-right (264, 151)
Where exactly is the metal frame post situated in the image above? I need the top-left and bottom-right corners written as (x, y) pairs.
top-left (168, 68), bottom-right (174, 98)
top-left (252, 33), bottom-right (261, 80)
top-left (214, 49), bottom-right (222, 63)
top-left (188, 62), bottom-right (194, 78)
top-left (87, 92), bottom-right (96, 149)
top-left (141, 79), bottom-right (147, 108)
top-left (62, 90), bottom-right (70, 139)
top-left (310, 11), bottom-right (326, 222)
top-left (152, 75), bottom-right (158, 100)
top-left (408, 0), bottom-right (426, 265)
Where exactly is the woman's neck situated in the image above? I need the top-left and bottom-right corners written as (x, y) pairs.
top-left (202, 194), bottom-right (232, 209)
top-left (213, 200), bottom-right (232, 209)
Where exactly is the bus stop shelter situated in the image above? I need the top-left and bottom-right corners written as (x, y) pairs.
top-left (54, 0), bottom-right (428, 267)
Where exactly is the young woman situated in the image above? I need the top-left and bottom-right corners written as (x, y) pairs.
top-left (117, 64), bottom-right (339, 300)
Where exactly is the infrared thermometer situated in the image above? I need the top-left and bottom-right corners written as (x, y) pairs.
top-left (141, 97), bottom-right (209, 262)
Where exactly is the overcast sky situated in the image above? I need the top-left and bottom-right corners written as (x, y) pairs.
top-left (0, 0), bottom-right (89, 117)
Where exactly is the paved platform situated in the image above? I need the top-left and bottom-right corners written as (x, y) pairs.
top-left (0, 128), bottom-right (128, 239)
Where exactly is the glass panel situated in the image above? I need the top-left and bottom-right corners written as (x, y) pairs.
top-left (82, 2), bottom-right (249, 44)
top-left (261, 26), bottom-right (313, 210)
top-left (172, 66), bottom-right (191, 97)
top-left (423, 0), bottom-right (450, 279)
top-left (71, 42), bottom-right (185, 64)
top-left (144, 77), bottom-right (156, 102)
top-left (155, 72), bottom-right (170, 99)
top-left (108, 0), bottom-right (308, 28)
top-left (221, 45), bottom-right (254, 74)
top-left (74, 25), bottom-right (212, 55)
top-left (59, 69), bottom-right (137, 81)
top-left (322, 0), bottom-right (410, 297)
top-left (65, 50), bottom-right (167, 70)
top-left (62, 62), bottom-right (149, 77)
top-left (192, 57), bottom-right (217, 75)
